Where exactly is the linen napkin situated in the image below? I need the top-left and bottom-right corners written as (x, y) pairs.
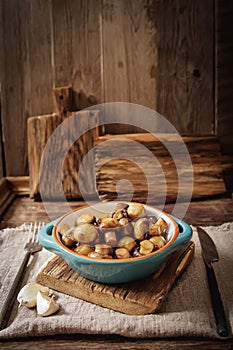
top-left (0, 222), bottom-right (232, 339)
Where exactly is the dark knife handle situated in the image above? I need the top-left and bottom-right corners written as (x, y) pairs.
top-left (204, 262), bottom-right (229, 337)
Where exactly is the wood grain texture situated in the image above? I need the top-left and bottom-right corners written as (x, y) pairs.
top-left (53, 86), bottom-right (73, 118)
top-left (103, 0), bottom-right (214, 135)
top-left (28, 113), bottom-right (62, 198)
top-left (21, 0), bottom-right (54, 116)
top-left (102, 0), bottom-right (157, 133)
top-left (28, 110), bottom-right (100, 199)
top-left (0, 100), bottom-right (3, 179)
top-left (0, 0), bottom-right (54, 176)
top-left (52, 0), bottom-right (102, 110)
top-left (155, 0), bottom-right (214, 134)
top-left (95, 134), bottom-right (233, 203)
top-left (1, 195), bottom-right (233, 229)
top-left (216, 0), bottom-right (233, 154)
top-left (1, 338), bottom-right (233, 350)
top-left (1, 0), bottom-right (232, 185)
top-left (0, 0), bottom-right (26, 175)
top-left (6, 176), bottom-right (29, 195)
top-left (0, 138), bottom-right (3, 178)
top-left (36, 241), bottom-right (194, 315)
top-left (0, 178), bottom-right (15, 217)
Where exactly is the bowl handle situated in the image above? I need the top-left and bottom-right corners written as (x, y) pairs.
top-left (169, 217), bottom-right (193, 253)
top-left (38, 222), bottom-right (60, 253)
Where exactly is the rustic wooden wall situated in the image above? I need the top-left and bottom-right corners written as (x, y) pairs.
top-left (103, 0), bottom-right (214, 134)
top-left (216, 0), bottom-right (233, 154)
top-left (0, 0), bottom-right (231, 176)
top-left (0, 107), bottom-right (3, 178)
top-left (0, 0), bottom-right (54, 176)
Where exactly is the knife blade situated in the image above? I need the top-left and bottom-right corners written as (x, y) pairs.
top-left (197, 227), bottom-right (229, 337)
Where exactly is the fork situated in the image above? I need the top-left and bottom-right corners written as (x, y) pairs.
top-left (0, 222), bottom-right (44, 330)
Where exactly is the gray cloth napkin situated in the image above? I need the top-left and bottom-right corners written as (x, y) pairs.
top-left (0, 223), bottom-right (232, 339)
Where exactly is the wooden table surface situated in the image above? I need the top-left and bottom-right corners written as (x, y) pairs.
top-left (1, 191), bottom-right (233, 349)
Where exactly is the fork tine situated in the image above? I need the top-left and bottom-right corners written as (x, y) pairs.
top-left (28, 222), bottom-right (33, 243)
top-left (32, 222), bottom-right (44, 242)
top-left (31, 222), bottom-right (38, 243)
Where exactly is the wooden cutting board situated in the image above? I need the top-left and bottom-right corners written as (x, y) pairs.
top-left (36, 241), bottom-right (195, 315)
top-left (27, 86), bottom-right (100, 200)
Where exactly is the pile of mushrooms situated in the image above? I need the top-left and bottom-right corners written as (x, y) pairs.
top-left (58, 203), bottom-right (168, 260)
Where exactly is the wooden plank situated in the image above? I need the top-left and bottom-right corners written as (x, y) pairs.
top-left (0, 0), bottom-right (25, 175)
top-left (94, 134), bottom-right (233, 203)
top-left (95, 134), bottom-right (221, 154)
top-left (155, 0), bottom-right (214, 134)
top-left (53, 86), bottom-right (73, 118)
top-left (6, 176), bottom-right (29, 195)
top-left (21, 0), bottom-right (54, 117)
top-left (0, 97), bottom-right (3, 179)
top-left (52, 0), bottom-right (102, 110)
top-left (28, 110), bottom-right (100, 199)
top-left (102, 0), bottom-right (157, 133)
top-left (156, 0), bottom-right (214, 134)
top-left (36, 242), bottom-right (194, 315)
top-left (0, 178), bottom-right (15, 217)
top-left (103, 0), bottom-right (214, 135)
top-left (0, 135), bottom-right (3, 179)
top-left (28, 113), bottom-right (61, 198)
top-left (1, 196), bottom-right (233, 230)
top-left (0, 0), bottom-right (54, 176)
top-left (0, 4), bottom-right (5, 179)
top-left (216, 0), bottom-right (233, 154)
top-left (0, 340), bottom-right (232, 350)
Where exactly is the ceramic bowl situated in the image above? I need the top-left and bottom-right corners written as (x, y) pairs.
top-left (38, 202), bottom-right (192, 284)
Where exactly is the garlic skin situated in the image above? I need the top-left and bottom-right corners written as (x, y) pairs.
top-left (36, 291), bottom-right (59, 317)
top-left (17, 283), bottom-right (50, 308)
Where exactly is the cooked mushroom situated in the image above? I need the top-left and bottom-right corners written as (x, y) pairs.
top-left (61, 228), bottom-right (75, 247)
top-left (104, 230), bottom-right (118, 246)
top-left (59, 203), bottom-right (169, 260)
top-left (150, 236), bottom-right (166, 250)
top-left (139, 240), bottom-right (154, 255)
top-left (119, 218), bottom-right (134, 236)
top-left (127, 203), bottom-right (146, 220)
top-left (73, 223), bottom-right (98, 243)
top-left (76, 214), bottom-right (95, 225)
top-left (88, 251), bottom-right (113, 259)
top-left (149, 217), bottom-right (167, 236)
top-left (61, 234), bottom-right (75, 247)
top-left (58, 223), bottom-right (70, 236)
top-left (118, 236), bottom-right (136, 252)
top-left (115, 247), bottom-right (131, 259)
top-left (98, 217), bottom-right (120, 229)
top-left (133, 218), bottom-right (150, 240)
top-left (74, 243), bottom-right (94, 255)
top-left (95, 244), bottom-right (114, 255)
top-left (112, 208), bottom-right (128, 220)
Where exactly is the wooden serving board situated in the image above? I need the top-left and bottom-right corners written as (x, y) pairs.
top-left (36, 241), bottom-right (195, 315)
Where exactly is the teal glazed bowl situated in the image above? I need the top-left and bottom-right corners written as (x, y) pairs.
top-left (38, 202), bottom-right (192, 284)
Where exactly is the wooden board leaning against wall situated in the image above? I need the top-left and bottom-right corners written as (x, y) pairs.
top-left (0, 0), bottom-right (232, 178)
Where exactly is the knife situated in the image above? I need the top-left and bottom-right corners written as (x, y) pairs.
top-left (197, 227), bottom-right (229, 337)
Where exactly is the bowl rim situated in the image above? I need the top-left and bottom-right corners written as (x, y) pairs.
top-left (53, 202), bottom-right (179, 263)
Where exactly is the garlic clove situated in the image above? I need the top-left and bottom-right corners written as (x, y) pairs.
top-left (36, 291), bottom-right (60, 317)
top-left (17, 283), bottom-right (50, 308)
